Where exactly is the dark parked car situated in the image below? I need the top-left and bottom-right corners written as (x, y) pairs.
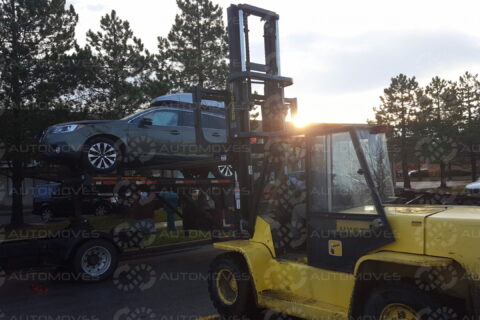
top-left (40, 93), bottom-right (231, 176)
top-left (33, 183), bottom-right (116, 222)
top-left (408, 169), bottom-right (429, 178)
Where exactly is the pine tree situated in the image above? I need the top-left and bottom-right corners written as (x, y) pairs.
top-left (374, 74), bottom-right (422, 189)
top-left (85, 10), bottom-right (160, 118)
top-left (0, 0), bottom-right (78, 227)
top-left (457, 72), bottom-right (480, 181)
top-left (157, 0), bottom-right (228, 90)
top-left (420, 77), bottom-right (460, 188)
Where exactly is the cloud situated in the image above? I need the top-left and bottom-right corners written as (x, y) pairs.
top-left (284, 31), bottom-right (480, 93)
top-left (86, 4), bottom-right (105, 12)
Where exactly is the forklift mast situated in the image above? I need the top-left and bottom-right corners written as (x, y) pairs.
top-left (226, 4), bottom-right (295, 234)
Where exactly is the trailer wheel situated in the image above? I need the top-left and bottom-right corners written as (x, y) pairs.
top-left (71, 239), bottom-right (118, 282)
top-left (208, 253), bottom-right (258, 317)
top-left (363, 283), bottom-right (458, 320)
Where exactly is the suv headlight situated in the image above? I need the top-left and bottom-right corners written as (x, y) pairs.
top-left (51, 124), bottom-right (84, 134)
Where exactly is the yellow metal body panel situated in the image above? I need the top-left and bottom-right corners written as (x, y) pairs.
top-left (335, 205), bottom-right (445, 255)
top-left (378, 206), bottom-right (445, 254)
top-left (213, 239), bottom-right (275, 293)
top-left (251, 216), bottom-right (276, 256)
top-left (214, 238), bottom-right (354, 319)
top-left (212, 205), bottom-right (480, 319)
top-left (354, 251), bottom-right (454, 274)
top-left (257, 290), bottom-right (347, 320)
top-left (386, 206), bottom-right (447, 215)
top-left (423, 206), bottom-right (480, 278)
top-left (214, 217), bottom-right (354, 318)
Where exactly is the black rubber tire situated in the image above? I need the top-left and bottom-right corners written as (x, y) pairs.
top-left (208, 253), bottom-right (258, 318)
top-left (83, 137), bottom-right (121, 173)
top-left (363, 283), bottom-right (459, 320)
top-left (71, 239), bottom-right (118, 282)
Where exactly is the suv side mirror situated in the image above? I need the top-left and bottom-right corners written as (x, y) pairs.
top-left (139, 117), bottom-right (153, 127)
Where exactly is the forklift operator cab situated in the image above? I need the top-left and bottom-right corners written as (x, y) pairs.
top-left (209, 126), bottom-right (400, 318)
top-left (307, 127), bottom-right (395, 272)
top-left (249, 127), bottom-right (395, 265)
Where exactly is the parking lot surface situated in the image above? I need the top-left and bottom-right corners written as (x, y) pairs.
top-left (1, 245), bottom-right (222, 320)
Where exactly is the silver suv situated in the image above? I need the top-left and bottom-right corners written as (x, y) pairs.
top-left (40, 93), bottom-right (232, 176)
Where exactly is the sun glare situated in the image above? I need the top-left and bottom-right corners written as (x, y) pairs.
top-left (293, 116), bottom-right (311, 127)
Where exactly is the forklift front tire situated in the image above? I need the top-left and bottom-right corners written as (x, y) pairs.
top-left (208, 253), bottom-right (258, 317)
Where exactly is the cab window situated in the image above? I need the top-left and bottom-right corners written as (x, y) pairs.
top-left (310, 132), bottom-right (377, 214)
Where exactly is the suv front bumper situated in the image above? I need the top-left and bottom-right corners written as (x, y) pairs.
top-left (38, 131), bottom-right (86, 161)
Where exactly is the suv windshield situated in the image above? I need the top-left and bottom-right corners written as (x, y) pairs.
top-left (120, 109), bottom-right (150, 120)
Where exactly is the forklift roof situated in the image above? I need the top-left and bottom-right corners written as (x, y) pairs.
top-left (151, 93), bottom-right (225, 109)
top-left (302, 123), bottom-right (388, 136)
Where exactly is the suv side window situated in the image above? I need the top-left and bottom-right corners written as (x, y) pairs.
top-left (180, 111), bottom-right (226, 129)
top-left (201, 114), bottom-right (226, 129)
top-left (149, 110), bottom-right (179, 126)
top-left (181, 111), bottom-right (195, 127)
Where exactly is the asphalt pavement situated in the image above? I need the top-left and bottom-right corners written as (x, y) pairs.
top-left (0, 244), bottom-right (223, 320)
top-left (0, 213), bottom-right (41, 225)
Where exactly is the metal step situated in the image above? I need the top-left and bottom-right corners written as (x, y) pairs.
top-left (258, 289), bottom-right (348, 320)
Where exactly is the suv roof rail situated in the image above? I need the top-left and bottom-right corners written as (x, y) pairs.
top-left (151, 93), bottom-right (225, 109)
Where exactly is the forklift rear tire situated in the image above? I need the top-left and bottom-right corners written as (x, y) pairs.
top-left (208, 253), bottom-right (258, 317)
top-left (363, 283), bottom-right (458, 320)
top-left (71, 239), bottom-right (118, 282)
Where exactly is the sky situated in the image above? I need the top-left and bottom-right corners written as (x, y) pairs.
top-left (66, 0), bottom-right (480, 124)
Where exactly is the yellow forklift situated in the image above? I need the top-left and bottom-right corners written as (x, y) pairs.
top-left (207, 4), bottom-right (480, 320)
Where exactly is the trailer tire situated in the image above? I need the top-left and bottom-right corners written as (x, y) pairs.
top-left (71, 239), bottom-right (118, 282)
top-left (363, 283), bottom-right (458, 320)
top-left (208, 253), bottom-right (258, 317)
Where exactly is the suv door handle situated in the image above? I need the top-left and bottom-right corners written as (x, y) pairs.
top-left (211, 132), bottom-right (221, 137)
top-left (169, 130), bottom-right (180, 135)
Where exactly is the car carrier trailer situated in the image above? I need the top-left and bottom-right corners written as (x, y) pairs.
top-left (0, 163), bottom-right (242, 281)
top-left (0, 1), bottom-right (295, 285)
top-left (0, 84), bottom-right (252, 282)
